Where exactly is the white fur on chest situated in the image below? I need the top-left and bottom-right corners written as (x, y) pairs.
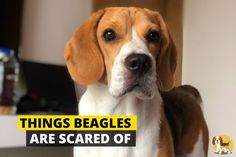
top-left (74, 83), bottom-right (162, 157)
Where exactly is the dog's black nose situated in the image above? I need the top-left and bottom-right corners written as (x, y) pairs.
top-left (125, 53), bottom-right (151, 75)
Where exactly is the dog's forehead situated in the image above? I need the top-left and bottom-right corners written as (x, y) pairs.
top-left (99, 7), bottom-right (156, 28)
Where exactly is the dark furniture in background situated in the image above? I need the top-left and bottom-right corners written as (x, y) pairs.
top-left (0, 0), bottom-right (23, 56)
top-left (17, 61), bottom-right (78, 114)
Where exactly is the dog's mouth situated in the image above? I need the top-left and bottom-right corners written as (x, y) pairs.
top-left (126, 82), bottom-right (139, 93)
top-left (121, 81), bottom-right (155, 99)
top-left (116, 80), bottom-right (139, 97)
top-left (119, 77), bottom-right (155, 98)
top-left (125, 74), bottom-right (156, 99)
top-left (109, 70), bottom-right (156, 99)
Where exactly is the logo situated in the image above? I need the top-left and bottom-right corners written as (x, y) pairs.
top-left (212, 135), bottom-right (234, 155)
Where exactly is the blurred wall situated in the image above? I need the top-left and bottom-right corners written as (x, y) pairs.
top-left (183, 0), bottom-right (236, 155)
top-left (21, 0), bottom-right (92, 65)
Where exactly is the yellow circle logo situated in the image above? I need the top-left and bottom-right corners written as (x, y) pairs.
top-left (212, 135), bottom-right (234, 155)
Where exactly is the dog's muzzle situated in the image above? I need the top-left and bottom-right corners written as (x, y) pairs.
top-left (109, 52), bottom-right (156, 99)
top-left (123, 53), bottom-right (154, 94)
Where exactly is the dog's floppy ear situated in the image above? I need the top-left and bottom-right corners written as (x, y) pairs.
top-left (144, 9), bottom-right (177, 91)
top-left (157, 33), bottom-right (177, 91)
top-left (219, 137), bottom-right (223, 144)
top-left (64, 10), bottom-right (105, 84)
top-left (212, 137), bottom-right (216, 145)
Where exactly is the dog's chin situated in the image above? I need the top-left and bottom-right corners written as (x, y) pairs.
top-left (133, 85), bottom-right (156, 99)
top-left (110, 82), bottom-right (156, 100)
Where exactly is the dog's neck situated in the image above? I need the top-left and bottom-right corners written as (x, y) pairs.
top-left (77, 83), bottom-right (163, 157)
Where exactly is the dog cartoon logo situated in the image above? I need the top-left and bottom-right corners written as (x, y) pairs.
top-left (212, 135), bottom-right (234, 155)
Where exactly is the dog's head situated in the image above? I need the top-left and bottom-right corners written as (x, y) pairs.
top-left (64, 7), bottom-right (177, 99)
top-left (213, 136), bottom-right (223, 145)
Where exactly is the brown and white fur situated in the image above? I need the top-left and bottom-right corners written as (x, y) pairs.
top-left (212, 136), bottom-right (232, 154)
top-left (64, 7), bottom-right (209, 157)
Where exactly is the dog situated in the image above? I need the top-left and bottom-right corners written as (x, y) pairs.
top-left (64, 7), bottom-right (209, 157)
top-left (212, 136), bottom-right (232, 154)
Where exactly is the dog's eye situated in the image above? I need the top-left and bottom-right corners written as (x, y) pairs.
top-left (103, 29), bottom-right (116, 42)
top-left (146, 31), bottom-right (160, 43)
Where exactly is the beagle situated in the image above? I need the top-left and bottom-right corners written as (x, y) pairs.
top-left (64, 7), bottom-right (209, 157)
top-left (212, 136), bottom-right (232, 154)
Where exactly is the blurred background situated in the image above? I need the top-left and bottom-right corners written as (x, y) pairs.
top-left (0, 0), bottom-right (235, 156)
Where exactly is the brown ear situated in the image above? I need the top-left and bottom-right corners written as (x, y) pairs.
top-left (157, 33), bottom-right (177, 91)
top-left (212, 137), bottom-right (216, 145)
top-left (64, 10), bottom-right (105, 84)
top-left (219, 137), bottom-right (223, 144)
top-left (144, 9), bottom-right (177, 91)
